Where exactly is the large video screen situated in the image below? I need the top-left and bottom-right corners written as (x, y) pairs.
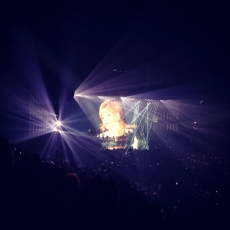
top-left (75, 96), bottom-right (179, 150)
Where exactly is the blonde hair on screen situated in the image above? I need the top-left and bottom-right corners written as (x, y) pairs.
top-left (99, 99), bottom-right (125, 135)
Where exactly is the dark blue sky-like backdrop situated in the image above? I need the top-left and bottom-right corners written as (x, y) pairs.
top-left (0, 1), bottom-right (229, 109)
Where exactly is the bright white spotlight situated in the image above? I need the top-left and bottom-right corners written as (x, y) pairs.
top-left (56, 120), bottom-right (61, 127)
top-left (53, 120), bottom-right (62, 132)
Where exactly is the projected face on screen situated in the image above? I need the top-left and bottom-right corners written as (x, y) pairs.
top-left (98, 99), bottom-right (136, 149)
top-left (99, 100), bottom-right (125, 137)
top-left (99, 100), bottom-right (133, 149)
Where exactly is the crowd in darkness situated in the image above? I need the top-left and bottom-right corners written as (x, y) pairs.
top-left (1, 135), bottom-right (230, 230)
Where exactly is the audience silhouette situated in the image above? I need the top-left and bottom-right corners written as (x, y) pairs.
top-left (0, 135), bottom-right (229, 230)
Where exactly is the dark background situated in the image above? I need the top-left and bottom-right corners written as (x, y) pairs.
top-left (0, 3), bottom-right (229, 228)
top-left (0, 1), bottom-right (229, 126)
